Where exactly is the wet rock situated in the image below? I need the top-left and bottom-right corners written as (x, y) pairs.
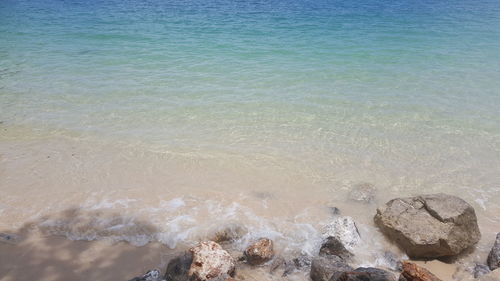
top-left (374, 193), bottom-right (480, 258)
top-left (293, 253), bottom-right (312, 268)
top-left (188, 241), bottom-right (235, 281)
top-left (244, 238), bottom-right (274, 265)
top-left (130, 269), bottom-right (164, 281)
top-left (330, 267), bottom-right (397, 281)
top-left (323, 216), bottom-right (361, 250)
top-left (348, 182), bottom-right (376, 203)
top-left (0, 232), bottom-right (20, 245)
top-left (400, 261), bottom-right (442, 281)
top-left (329, 207), bottom-right (341, 216)
top-left (488, 233), bottom-right (500, 271)
top-left (164, 252), bottom-right (192, 281)
top-left (211, 223), bottom-right (248, 244)
top-left (310, 255), bottom-right (353, 281)
top-left (475, 264), bottom-right (492, 278)
top-left (270, 254), bottom-right (311, 277)
top-left (320, 236), bottom-right (353, 261)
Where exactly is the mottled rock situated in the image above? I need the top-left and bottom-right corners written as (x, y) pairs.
top-left (374, 193), bottom-right (480, 258)
top-left (164, 252), bottom-right (192, 281)
top-left (488, 233), bottom-right (500, 271)
top-left (310, 255), bottom-right (353, 281)
top-left (348, 183), bottom-right (376, 203)
top-left (400, 261), bottom-right (442, 281)
top-left (188, 241), bottom-right (235, 281)
top-left (244, 238), bottom-right (274, 265)
top-left (130, 269), bottom-right (164, 281)
top-left (330, 267), bottom-right (397, 281)
top-left (320, 236), bottom-right (353, 261)
top-left (475, 264), bottom-right (492, 278)
top-left (211, 223), bottom-right (248, 244)
top-left (323, 216), bottom-right (361, 250)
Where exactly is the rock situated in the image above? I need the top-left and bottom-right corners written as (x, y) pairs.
top-left (330, 267), bottom-right (397, 281)
top-left (188, 241), bottom-right (235, 281)
top-left (348, 182), bottom-right (376, 203)
top-left (400, 261), bottom-right (442, 281)
top-left (374, 193), bottom-right (481, 258)
top-left (270, 254), bottom-right (311, 277)
top-left (164, 252), bottom-right (192, 281)
top-left (475, 264), bottom-right (492, 278)
top-left (329, 207), bottom-right (341, 215)
top-left (488, 233), bottom-right (500, 271)
top-left (323, 216), bottom-right (361, 250)
top-left (130, 269), bottom-right (164, 281)
top-left (211, 223), bottom-right (247, 244)
top-left (310, 255), bottom-right (353, 281)
top-left (319, 236), bottom-right (353, 261)
top-left (244, 238), bottom-right (274, 265)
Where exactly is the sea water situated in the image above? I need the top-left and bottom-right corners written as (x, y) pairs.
top-left (1, 0), bottom-right (500, 272)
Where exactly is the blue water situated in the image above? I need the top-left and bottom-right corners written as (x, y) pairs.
top-left (1, 0), bottom-right (500, 179)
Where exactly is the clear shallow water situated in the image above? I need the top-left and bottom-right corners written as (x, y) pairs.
top-left (1, 0), bottom-right (500, 275)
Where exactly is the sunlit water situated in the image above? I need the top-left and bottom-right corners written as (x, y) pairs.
top-left (1, 0), bottom-right (500, 275)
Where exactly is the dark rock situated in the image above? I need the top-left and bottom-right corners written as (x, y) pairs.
top-left (475, 264), bottom-right (492, 278)
top-left (320, 236), bottom-right (353, 261)
top-left (330, 267), bottom-right (397, 281)
top-left (348, 183), bottom-right (376, 203)
top-left (330, 207), bottom-right (341, 216)
top-left (130, 269), bottom-right (164, 281)
top-left (164, 252), bottom-right (192, 281)
top-left (400, 261), bottom-right (442, 281)
top-left (310, 255), bottom-right (353, 281)
top-left (244, 238), bottom-right (274, 265)
top-left (374, 193), bottom-right (481, 258)
top-left (211, 223), bottom-right (248, 244)
top-left (488, 233), bottom-right (500, 271)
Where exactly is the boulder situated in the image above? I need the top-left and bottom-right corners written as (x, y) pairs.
top-left (164, 252), bottom-right (192, 281)
top-left (188, 241), bottom-right (235, 281)
top-left (244, 238), bottom-right (274, 265)
top-left (323, 216), bottom-right (361, 250)
top-left (348, 183), bottom-right (376, 203)
top-left (330, 267), bottom-right (397, 281)
top-left (400, 261), bottom-right (441, 281)
top-left (488, 233), bottom-right (500, 271)
top-left (374, 193), bottom-right (480, 258)
top-left (130, 269), bottom-right (164, 281)
top-left (310, 255), bottom-right (353, 281)
top-left (320, 236), bottom-right (353, 261)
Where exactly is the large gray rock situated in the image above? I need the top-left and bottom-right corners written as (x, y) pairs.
top-left (310, 255), bottom-right (353, 281)
top-left (374, 193), bottom-right (480, 258)
top-left (330, 267), bottom-right (397, 281)
top-left (488, 233), bottom-right (500, 271)
top-left (323, 216), bottom-right (361, 250)
top-left (188, 241), bottom-right (235, 281)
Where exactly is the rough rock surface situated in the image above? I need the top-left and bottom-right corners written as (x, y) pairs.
top-left (348, 182), bottom-right (376, 203)
top-left (244, 238), bottom-right (274, 265)
top-left (188, 241), bottom-right (236, 281)
top-left (400, 261), bottom-right (442, 281)
top-left (320, 236), bottom-right (353, 261)
top-left (488, 233), bottom-right (500, 271)
top-left (374, 193), bottom-right (480, 258)
top-left (330, 267), bottom-right (397, 281)
top-left (130, 269), bottom-right (164, 281)
top-left (310, 255), bottom-right (353, 281)
top-left (164, 252), bottom-right (192, 281)
top-left (323, 216), bottom-right (361, 250)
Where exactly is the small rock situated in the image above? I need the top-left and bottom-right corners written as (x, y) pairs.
top-left (130, 269), bottom-right (164, 281)
top-left (329, 207), bottom-right (341, 216)
top-left (0, 233), bottom-right (19, 245)
top-left (400, 261), bottom-right (442, 281)
top-left (244, 238), bottom-right (274, 265)
top-left (374, 193), bottom-right (481, 258)
top-left (310, 255), bottom-right (353, 281)
top-left (320, 236), bottom-right (353, 261)
top-left (475, 264), bottom-right (492, 278)
top-left (188, 241), bottom-right (235, 281)
top-left (348, 182), bottom-right (376, 203)
top-left (211, 223), bottom-right (248, 243)
top-left (330, 267), bottom-right (397, 281)
top-left (164, 252), bottom-right (192, 281)
top-left (323, 216), bottom-right (361, 250)
top-left (488, 233), bottom-right (500, 271)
